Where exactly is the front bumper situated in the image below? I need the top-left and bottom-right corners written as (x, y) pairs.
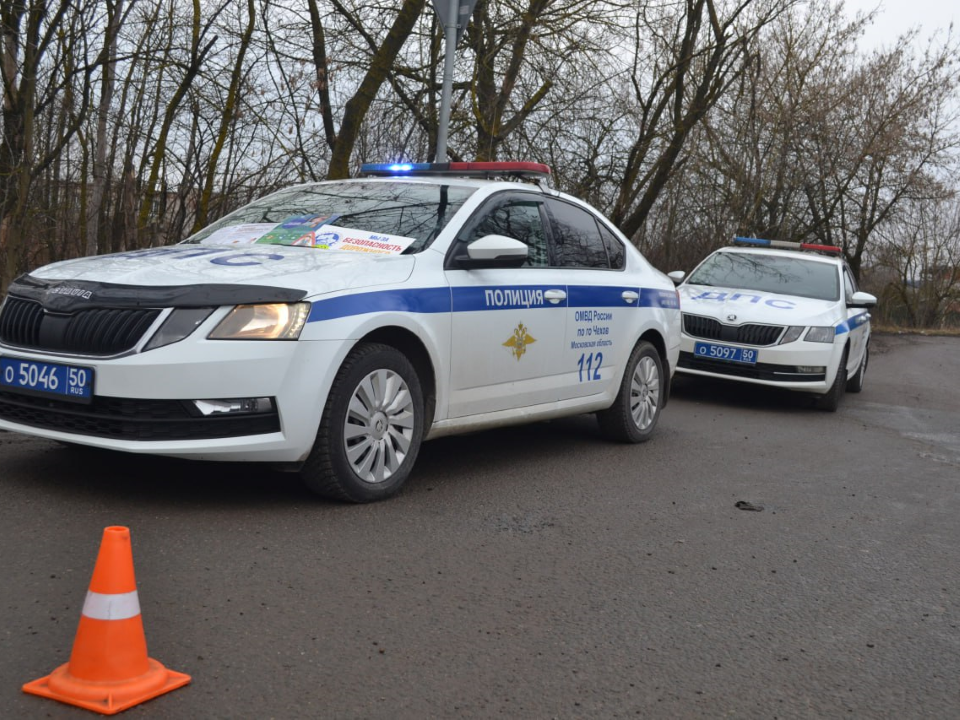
top-left (0, 337), bottom-right (346, 463)
top-left (675, 334), bottom-right (844, 393)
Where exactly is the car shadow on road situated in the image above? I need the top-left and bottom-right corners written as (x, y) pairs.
top-left (2, 437), bottom-right (315, 507)
top-left (670, 374), bottom-right (816, 413)
top-left (401, 413), bottom-right (621, 495)
top-left (2, 413), bottom-right (643, 508)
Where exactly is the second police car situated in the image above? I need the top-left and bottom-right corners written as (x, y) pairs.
top-left (670, 237), bottom-right (876, 411)
top-left (0, 162), bottom-right (681, 502)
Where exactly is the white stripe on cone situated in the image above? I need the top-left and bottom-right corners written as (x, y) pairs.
top-left (81, 590), bottom-right (141, 621)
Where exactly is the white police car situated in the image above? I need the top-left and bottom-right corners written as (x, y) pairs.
top-left (670, 237), bottom-right (875, 411)
top-left (0, 162), bottom-right (680, 502)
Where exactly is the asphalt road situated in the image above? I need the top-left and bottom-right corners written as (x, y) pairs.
top-left (1, 333), bottom-right (958, 719)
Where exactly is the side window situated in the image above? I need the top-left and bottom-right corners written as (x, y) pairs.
top-left (545, 198), bottom-right (610, 269)
top-left (598, 223), bottom-right (626, 270)
top-left (460, 197), bottom-right (549, 268)
top-left (843, 268), bottom-right (857, 300)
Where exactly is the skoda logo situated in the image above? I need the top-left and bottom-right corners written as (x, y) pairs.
top-left (48, 286), bottom-right (93, 300)
top-left (726, 313), bottom-right (737, 322)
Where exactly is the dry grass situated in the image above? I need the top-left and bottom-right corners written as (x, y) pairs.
top-left (873, 324), bottom-right (960, 337)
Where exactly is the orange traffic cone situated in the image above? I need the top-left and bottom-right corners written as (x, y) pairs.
top-left (23, 526), bottom-right (190, 714)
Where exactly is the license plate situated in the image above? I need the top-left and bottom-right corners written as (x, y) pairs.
top-left (693, 341), bottom-right (757, 365)
top-left (0, 357), bottom-right (94, 403)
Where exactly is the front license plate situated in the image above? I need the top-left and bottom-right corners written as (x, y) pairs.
top-left (0, 357), bottom-right (94, 403)
top-left (693, 341), bottom-right (757, 365)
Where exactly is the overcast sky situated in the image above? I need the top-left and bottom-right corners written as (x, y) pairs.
top-left (844, 0), bottom-right (957, 49)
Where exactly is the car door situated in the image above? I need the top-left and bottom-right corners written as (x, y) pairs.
top-left (541, 197), bottom-right (633, 402)
top-left (843, 266), bottom-right (869, 369)
top-left (444, 192), bottom-right (569, 418)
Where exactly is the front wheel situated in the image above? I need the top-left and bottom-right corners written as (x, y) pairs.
top-left (846, 343), bottom-right (868, 393)
top-left (815, 347), bottom-right (848, 412)
top-left (300, 343), bottom-right (424, 503)
top-left (597, 340), bottom-right (663, 443)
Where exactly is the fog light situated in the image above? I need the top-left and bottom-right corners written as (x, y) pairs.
top-left (796, 366), bottom-right (826, 374)
top-left (192, 397), bottom-right (274, 416)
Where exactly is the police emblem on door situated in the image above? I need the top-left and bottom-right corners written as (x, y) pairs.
top-left (503, 323), bottom-right (536, 360)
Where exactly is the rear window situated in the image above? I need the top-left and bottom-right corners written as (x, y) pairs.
top-left (183, 181), bottom-right (476, 253)
top-left (687, 251), bottom-right (840, 301)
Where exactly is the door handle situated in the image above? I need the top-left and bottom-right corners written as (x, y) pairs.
top-left (621, 290), bottom-right (639, 304)
top-left (544, 289), bottom-right (567, 304)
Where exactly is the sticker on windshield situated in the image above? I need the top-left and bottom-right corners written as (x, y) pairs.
top-left (255, 214), bottom-right (341, 247)
top-left (199, 223), bottom-right (278, 246)
top-left (309, 225), bottom-right (415, 255)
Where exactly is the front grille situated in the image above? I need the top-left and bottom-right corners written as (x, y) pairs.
top-left (0, 296), bottom-right (44, 346)
top-left (683, 314), bottom-right (722, 340)
top-left (683, 313), bottom-right (783, 346)
top-left (0, 391), bottom-right (281, 440)
top-left (678, 351), bottom-right (825, 382)
top-left (0, 297), bottom-right (159, 355)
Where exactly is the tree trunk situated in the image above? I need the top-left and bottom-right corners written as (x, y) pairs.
top-left (192, 0), bottom-right (255, 233)
top-left (85, 0), bottom-right (124, 257)
top-left (326, 0), bottom-right (426, 179)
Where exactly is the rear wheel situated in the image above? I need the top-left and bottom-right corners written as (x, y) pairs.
top-left (597, 340), bottom-right (663, 443)
top-left (300, 343), bottom-right (424, 502)
top-left (846, 343), bottom-right (868, 393)
top-left (815, 347), bottom-right (848, 412)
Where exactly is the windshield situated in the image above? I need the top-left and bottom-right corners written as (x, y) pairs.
top-left (183, 181), bottom-right (476, 254)
top-left (687, 251), bottom-right (840, 301)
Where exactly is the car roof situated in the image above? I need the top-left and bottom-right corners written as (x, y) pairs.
top-left (272, 174), bottom-right (553, 196)
top-left (273, 175), bottom-right (614, 219)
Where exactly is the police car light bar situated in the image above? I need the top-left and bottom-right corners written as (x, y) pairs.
top-left (732, 236), bottom-right (842, 255)
top-left (361, 161), bottom-right (552, 179)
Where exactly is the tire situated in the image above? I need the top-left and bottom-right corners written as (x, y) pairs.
top-left (815, 346), bottom-right (848, 412)
top-left (846, 343), bottom-right (868, 393)
top-left (300, 342), bottom-right (424, 503)
top-left (597, 340), bottom-right (663, 443)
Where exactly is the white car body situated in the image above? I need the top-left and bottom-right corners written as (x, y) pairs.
top-left (673, 245), bottom-right (874, 407)
top-left (0, 168), bottom-right (680, 500)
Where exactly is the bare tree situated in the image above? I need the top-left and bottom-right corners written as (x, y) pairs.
top-left (191, 0), bottom-right (255, 231)
top-left (2, 0), bottom-right (958, 332)
top-left (609, 0), bottom-right (791, 240)
top-left (807, 36), bottom-right (960, 279)
top-left (1, 0), bottom-right (90, 290)
top-left (84, 0), bottom-right (126, 256)
top-left (692, 1), bottom-right (960, 282)
top-left (872, 193), bottom-right (960, 327)
top-left (309, 0), bottom-right (427, 179)
top-left (134, 0), bottom-right (220, 240)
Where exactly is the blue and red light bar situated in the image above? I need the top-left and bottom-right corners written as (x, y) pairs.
top-left (361, 161), bottom-right (552, 179)
top-left (733, 236), bottom-right (842, 255)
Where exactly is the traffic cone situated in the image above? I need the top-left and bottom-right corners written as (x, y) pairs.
top-left (22, 526), bottom-right (190, 714)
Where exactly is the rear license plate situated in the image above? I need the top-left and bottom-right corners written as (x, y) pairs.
top-left (0, 357), bottom-right (94, 403)
top-left (693, 341), bottom-right (757, 365)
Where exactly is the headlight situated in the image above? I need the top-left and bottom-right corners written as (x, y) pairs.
top-left (144, 307), bottom-right (215, 351)
top-left (804, 326), bottom-right (835, 343)
top-left (209, 302), bottom-right (310, 340)
top-left (779, 326), bottom-right (804, 344)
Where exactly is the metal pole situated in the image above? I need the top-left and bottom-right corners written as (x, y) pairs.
top-left (435, 0), bottom-right (458, 162)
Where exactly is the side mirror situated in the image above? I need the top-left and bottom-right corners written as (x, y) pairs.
top-left (453, 234), bottom-right (528, 269)
top-left (849, 291), bottom-right (877, 308)
top-left (667, 270), bottom-right (686, 285)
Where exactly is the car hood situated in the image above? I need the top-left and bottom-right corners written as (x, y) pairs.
top-left (678, 283), bottom-right (840, 325)
top-left (20, 245), bottom-right (415, 308)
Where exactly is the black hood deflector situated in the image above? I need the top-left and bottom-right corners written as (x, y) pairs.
top-left (9, 274), bottom-right (308, 313)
